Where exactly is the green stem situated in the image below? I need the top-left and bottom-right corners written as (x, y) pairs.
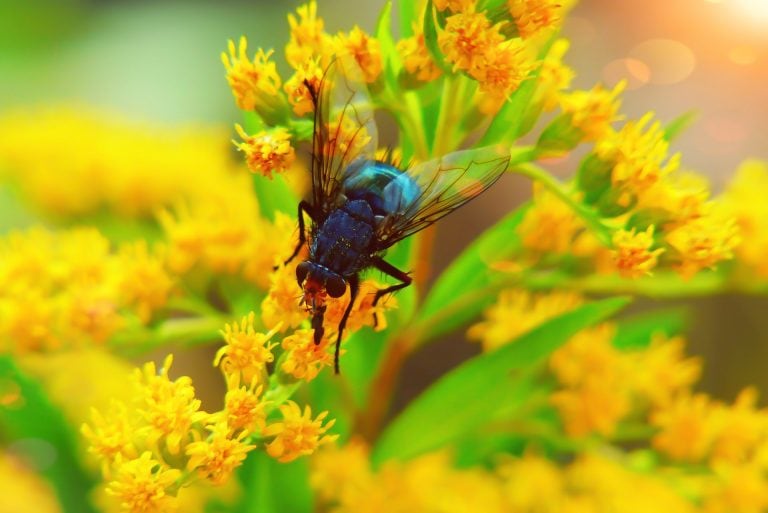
top-left (512, 161), bottom-right (613, 247)
top-left (432, 76), bottom-right (462, 156)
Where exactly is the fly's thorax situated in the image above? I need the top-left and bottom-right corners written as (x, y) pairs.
top-left (342, 159), bottom-right (421, 218)
top-left (296, 261), bottom-right (347, 313)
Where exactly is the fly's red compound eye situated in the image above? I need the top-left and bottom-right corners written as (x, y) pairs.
top-left (296, 261), bottom-right (310, 286)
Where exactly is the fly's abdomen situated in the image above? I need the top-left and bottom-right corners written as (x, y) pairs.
top-left (312, 200), bottom-right (376, 275)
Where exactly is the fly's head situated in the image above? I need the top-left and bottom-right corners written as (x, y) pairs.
top-left (295, 261), bottom-right (347, 314)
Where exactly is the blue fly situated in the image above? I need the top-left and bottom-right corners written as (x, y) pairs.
top-left (284, 59), bottom-right (511, 373)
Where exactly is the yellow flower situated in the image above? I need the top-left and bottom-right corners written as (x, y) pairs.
top-left (215, 313), bottom-right (279, 385)
top-left (517, 183), bottom-right (586, 255)
top-left (508, 0), bottom-right (566, 39)
top-left (106, 452), bottom-right (182, 513)
top-left (719, 159), bottom-right (768, 277)
top-left (134, 355), bottom-right (209, 455)
top-left (323, 279), bottom-right (397, 336)
top-left (631, 334), bottom-right (701, 407)
top-left (284, 57), bottom-right (324, 116)
top-left (438, 11), bottom-right (505, 73)
top-left (665, 209), bottom-right (740, 279)
top-left (186, 421), bottom-right (256, 486)
top-left (397, 27), bottom-right (442, 82)
top-left (82, 402), bottom-right (139, 477)
top-left (280, 329), bottom-right (334, 382)
top-left (651, 392), bottom-right (720, 462)
top-left (117, 241), bottom-right (174, 323)
top-left (261, 264), bottom-right (309, 331)
top-left (263, 401), bottom-right (337, 463)
top-left (0, 451), bottom-right (61, 513)
top-left (560, 82), bottom-right (625, 141)
top-left (597, 112), bottom-right (680, 194)
top-left (467, 289), bottom-right (583, 351)
top-left (233, 124), bottom-right (295, 178)
top-left (434, 0), bottom-right (476, 12)
top-left (549, 324), bottom-right (631, 437)
top-left (221, 374), bottom-right (268, 433)
top-left (470, 38), bottom-right (536, 100)
top-left (497, 453), bottom-right (565, 511)
top-left (536, 38), bottom-right (574, 112)
top-left (286, 0), bottom-right (331, 69)
top-left (710, 388), bottom-right (768, 464)
top-left (611, 226), bottom-right (664, 278)
top-left (333, 26), bottom-right (383, 84)
top-left (703, 463), bottom-right (768, 513)
top-left (221, 37), bottom-right (282, 113)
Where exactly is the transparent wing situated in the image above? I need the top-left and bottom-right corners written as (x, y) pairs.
top-left (376, 145), bottom-right (510, 248)
top-left (309, 57), bottom-right (378, 217)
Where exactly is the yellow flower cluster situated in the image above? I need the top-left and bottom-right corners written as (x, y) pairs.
top-left (0, 227), bottom-right (172, 354)
top-left (0, 107), bottom-right (241, 219)
top-left (83, 313), bottom-right (338, 512)
top-left (312, 441), bottom-right (699, 513)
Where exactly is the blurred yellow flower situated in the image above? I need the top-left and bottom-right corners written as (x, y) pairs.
top-left (434, 0), bottom-right (476, 12)
top-left (284, 57), bottom-right (324, 116)
top-left (611, 226), bottom-right (664, 278)
top-left (517, 183), bottom-right (585, 255)
top-left (631, 334), bottom-right (701, 407)
top-left (665, 210), bottom-right (740, 279)
top-left (560, 82), bottom-right (625, 141)
top-left (536, 38), bottom-right (574, 112)
top-left (81, 402), bottom-right (139, 478)
top-left (651, 392), bottom-right (720, 462)
top-left (334, 26), bottom-right (383, 84)
top-left (508, 0), bottom-right (566, 39)
top-left (439, 11), bottom-right (505, 73)
top-left (263, 401), bottom-right (337, 463)
top-left (0, 451), bottom-right (62, 513)
top-left (286, 0), bottom-right (331, 68)
top-left (398, 26), bottom-right (442, 83)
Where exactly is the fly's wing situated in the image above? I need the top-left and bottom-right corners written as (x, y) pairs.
top-left (376, 145), bottom-right (510, 248)
top-left (309, 57), bottom-right (378, 217)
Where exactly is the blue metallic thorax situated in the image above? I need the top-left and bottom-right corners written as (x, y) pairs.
top-left (311, 160), bottom-right (422, 276)
top-left (341, 160), bottom-right (421, 217)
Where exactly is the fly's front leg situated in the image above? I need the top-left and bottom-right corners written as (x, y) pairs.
top-left (281, 200), bottom-right (317, 267)
top-left (370, 257), bottom-right (412, 328)
top-left (334, 274), bottom-right (359, 374)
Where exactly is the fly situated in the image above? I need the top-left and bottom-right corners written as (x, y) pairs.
top-left (283, 58), bottom-right (510, 373)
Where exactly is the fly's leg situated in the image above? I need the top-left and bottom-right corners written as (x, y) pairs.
top-left (370, 257), bottom-right (412, 328)
top-left (334, 274), bottom-right (359, 374)
top-left (281, 200), bottom-right (317, 268)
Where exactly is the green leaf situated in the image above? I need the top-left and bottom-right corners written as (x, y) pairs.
top-left (372, 296), bottom-right (631, 464)
top-left (663, 111), bottom-right (698, 142)
top-left (613, 308), bottom-right (689, 350)
top-left (234, 451), bottom-right (313, 513)
top-left (416, 207), bottom-right (528, 344)
top-left (397, 0), bottom-right (418, 38)
top-left (253, 174), bottom-right (297, 221)
top-left (422, 0), bottom-right (453, 74)
top-left (0, 356), bottom-right (97, 513)
top-left (376, 1), bottom-right (402, 95)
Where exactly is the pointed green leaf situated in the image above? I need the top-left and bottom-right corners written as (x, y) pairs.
top-left (663, 111), bottom-right (698, 142)
top-left (372, 296), bottom-right (631, 464)
top-left (613, 308), bottom-right (689, 350)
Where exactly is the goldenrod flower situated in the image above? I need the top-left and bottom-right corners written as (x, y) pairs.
top-left (0, 452), bottom-right (61, 513)
top-left (323, 279), bottom-right (396, 335)
top-left (286, 0), bottom-right (331, 69)
top-left (135, 355), bottom-right (209, 455)
top-left (597, 112), bottom-right (679, 194)
top-left (397, 28), bottom-right (442, 83)
top-left (710, 388), bottom-right (768, 464)
top-left (263, 401), bottom-right (337, 463)
top-left (536, 38), bottom-right (574, 112)
top-left (560, 82), bottom-right (625, 142)
top-left (233, 124), bottom-right (295, 179)
top-left (333, 26), bottom-right (383, 84)
top-left (434, 0), bottom-right (476, 12)
top-left (498, 454), bottom-right (565, 511)
top-left (221, 374), bottom-right (268, 433)
top-left (117, 241), bottom-right (174, 323)
top-left (284, 57), bottom-right (324, 116)
top-left (651, 392), bottom-right (720, 462)
top-left (186, 421), bottom-right (256, 485)
top-left (467, 289), bottom-right (583, 351)
top-left (221, 37), bottom-right (283, 115)
top-left (508, 0), bottom-right (565, 39)
top-left (471, 38), bottom-right (536, 101)
top-left (631, 334), bottom-right (701, 407)
top-left (106, 452), bottom-right (182, 513)
top-left (517, 183), bottom-right (585, 255)
top-left (611, 226), bottom-right (664, 278)
top-left (215, 313), bottom-right (279, 385)
top-left (704, 463), bottom-right (768, 513)
top-left (438, 11), bottom-right (505, 73)
top-left (82, 402), bottom-right (139, 477)
top-left (261, 264), bottom-right (309, 331)
top-left (665, 211), bottom-right (740, 278)
top-left (280, 329), bottom-right (334, 382)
